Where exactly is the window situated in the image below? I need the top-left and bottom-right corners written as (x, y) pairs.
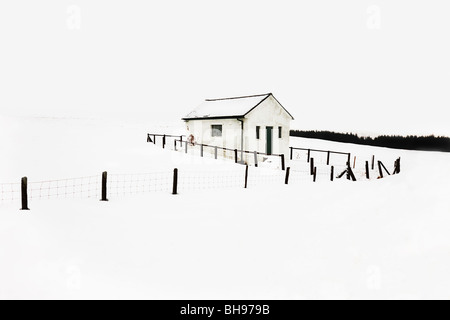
top-left (211, 125), bottom-right (223, 137)
top-left (278, 127), bottom-right (282, 138)
top-left (256, 126), bottom-right (260, 139)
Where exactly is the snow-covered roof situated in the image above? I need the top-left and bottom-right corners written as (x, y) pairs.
top-left (183, 93), bottom-right (294, 120)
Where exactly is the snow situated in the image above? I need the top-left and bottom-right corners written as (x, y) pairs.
top-left (183, 94), bottom-right (270, 119)
top-left (1, 115), bottom-right (450, 299)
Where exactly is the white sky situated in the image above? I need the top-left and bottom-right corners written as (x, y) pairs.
top-left (1, 0), bottom-right (449, 136)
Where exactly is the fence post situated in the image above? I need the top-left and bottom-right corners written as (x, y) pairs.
top-left (214, 146), bottom-right (218, 159)
top-left (185, 140), bottom-right (188, 154)
top-left (353, 156), bottom-right (356, 169)
top-left (174, 139), bottom-right (177, 151)
top-left (254, 151), bottom-right (258, 167)
top-left (347, 153), bottom-right (351, 165)
top-left (307, 149), bottom-right (311, 163)
top-left (101, 171), bottom-right (108, 201)
top-left (280, 154), bottom-right (285, 171)
top-left (313, 167), bottom-right (317, 182)
top-left (330, 166), bottom-right (334, 181)
top-left (397, 157), bottom-right (401, 174)
top-left (172, 168), bottom-right (178, 195)
top-left (147, 134), bottom-right (152, 143)
top-left (346, 162), bottom-right (351, 180)
top-left (162, 135), bottom-right (166, 149)
top-left (234, 149), bottom-right (238, 163)
top-left (244, 165), bottom-right (249, 189)
top-left (310, 158), bottom-right (314, 175)
top-left (285, 167), bottom-right (291, 185)
top-left (290, 147), bottom-right (293, 160)
top-left (365, 161), bottom-right (370, 179)
top-left (379, 161), bottom-right (391, 176)
top-left (372, 155), bottom-right (375, 170)
top-left (21, 177), bottom-right (30, 210)
top-left (200, 144), bottom-right (204, 157)
top-left (378, 161), bottom-right (383, 179)
top-left (348, 167), bottom-right (357, 181)
top-left (327, 151), bottom-right (330, 165)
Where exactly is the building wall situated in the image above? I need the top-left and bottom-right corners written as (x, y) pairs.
top-left (185, 118), bottom-right (242, 150)
top-left (244, 95), bottom-right (292, 158)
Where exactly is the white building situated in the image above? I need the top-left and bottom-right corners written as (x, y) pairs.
top-left (182, 93), bottom-right (294, 161)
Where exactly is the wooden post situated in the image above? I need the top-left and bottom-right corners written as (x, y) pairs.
top-left (313, 167), bottom-right (317, 182)
top-left (214, 146), bottom-right (218, 159)
top-left (172, 168), bottom-right (178, 195)
top-left (100, 171), bottom-right (108, 201)
top-left (244, 165), bottom-right (249, 189)
top-left (353, 156), bottom-right (356, 169)
top-left (397, 157), bottom-right (401, 174)
top-left (290, 147), bottom-right (293, 160)
top-left (378, 161), bottom-right (383, 179)
top-left (21, 177), bottom-right (30, 210)
top-left (153, 135), bottom-right (156, 145)
top-left (280, 154), bottom-right (285, 171)
top-left (348, 167), bottom-right (357, 181)
top-left (147, 134), bottom-right (152, 143)
top-left (307, 149), bottom-right (311, 163)
top-left (379, 161), bottom-right (391, 176)
top-left (347, 153), bottom-right (351, 165)
top-left (310, 158), bottom-right (314, 175)
top-left (234, 149), bottom-right (238, 163)
top-left (254, 151), bottom-right (258, 167)
top-left (330, 166), bottom-right (334, 181)
top-left (174, 139), bottom-right (177, 151)
top-left (285, 167), bottom-right (291, 185)
top-left (200, 144), bottom-right (204, 157)
top-left (372, 155), bottom-right (375, 170)
top-left (162, 135), bottom-right (166, 149)
top-left (346, 162), bottom-right (351, 180)
top-left (365, 161), bottom-right (370, 179)
top-left (185, 140), bottom-right (188, 154)
top-left (327, 151), bottom-right (330, 165)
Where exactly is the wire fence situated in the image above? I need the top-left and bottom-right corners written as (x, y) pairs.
top-left (28, 175), bottom-right (101, 200)
top-left (0, 183), bottom-right (21, 203)
top-left (108, 172), bottom-right (172, 197)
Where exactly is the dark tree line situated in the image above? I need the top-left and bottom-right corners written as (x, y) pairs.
top-left (290, 130), bottom-right (450, 152)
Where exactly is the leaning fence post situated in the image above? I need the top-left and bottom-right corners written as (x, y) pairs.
top-left (346, 162), bottom-right (351, 180)
top-left (397, 157), bottom-right (401, 174)
top-left (172, 168), bottom-right (178, 195)
top-left (353, 156), bottom-right (356, 169)
top-left (313, 167), bottom-right (317, 182)
top-left (378, 161), bottom-right (383, 179)
top-left (327, 151), bottom-right (330, 165)
top-left (280, 154), bottom-right (285, 171)
top-left (365, 161), bottom-right (370, 179)
top-left (285, 167), bottom-right (291, 185)
top-left (310, 158), bottom-right (314, 175)
top-left (372, 155), bottom-right (375, 170)
top-left (21, 177), bottom-right (30, 210)
top-left (147, 134), bottom-right (152, 143)
top-left (290, 147), bottom-right (293, 160)
top-left (234, 149), bottom-right (238, 163)
top-left (330, 166), bottom-right (334, 181)
top-left (100, 171), bottom-right (108, 201)
top-left (254, 151), bottom-right (258, 167)
top-left (307, 149), bottom-right (311, 163)
top-left (244, 165), bottom-right (249, 189)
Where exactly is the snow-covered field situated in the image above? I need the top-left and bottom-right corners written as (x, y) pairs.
top-left (1, 115), bottom-right (449, 299)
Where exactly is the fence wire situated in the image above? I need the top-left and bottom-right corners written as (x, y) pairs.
top-left (0, 183), bottom-right (21, 203)
top-left (108, 171), bottom-right (172, 197)
top-left (28, 175), bottom-right (101, 200)
top-left (178, 169), bottom-right (245, 192)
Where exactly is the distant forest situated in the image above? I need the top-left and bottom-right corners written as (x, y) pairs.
top-left (290, 130), bottom-right (450, 152)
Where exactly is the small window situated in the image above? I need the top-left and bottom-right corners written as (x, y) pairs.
top-left (256, 126), bottom-right (260, 139)
top-left (278, 127), bottom-right (282, 139)
top-left (211, 125), bottom-right (223, 137)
